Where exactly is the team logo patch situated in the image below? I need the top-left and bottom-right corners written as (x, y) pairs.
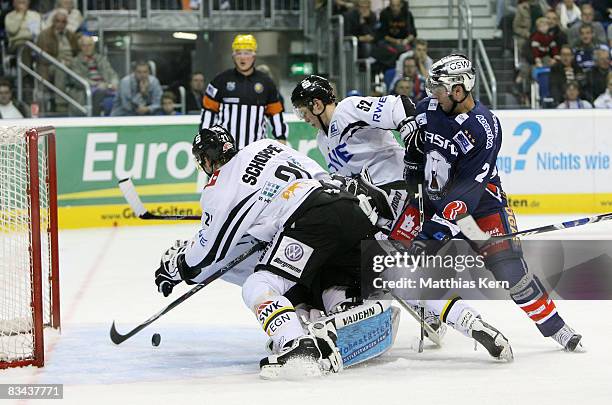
top-left (226, 81), bottom-right (236, 91)
top-left (260, 181), bottom-right (282, 202)
top-left (205, 83), bottom-right (218, 98)
top-left (284, 243), bottom-right (304, 261)
top-left (416, 112), bottom-right (427, 126)
top-left (453, 131), bottom-right (475, 154)
top-left (330, 121), bottom-right (339, 137)
top-left (197, 229), bottom-right (207, 247)
top-left (442, 200), bottom-right (468, 221)
top-left (270, 236), bottom-right (314, 279)
top-left (254, 82), bottom-right (264, 94)
top-left (281, 182), bottom-right (302, 200)
top-left (455, 113), bottom-right (469, 125)
top-left (428, 98), bottom-right (439, 110)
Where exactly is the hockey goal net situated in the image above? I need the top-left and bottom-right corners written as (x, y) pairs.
top-left (0, 126), bottom-right (60, 368)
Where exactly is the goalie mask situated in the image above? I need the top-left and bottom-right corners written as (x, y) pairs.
top-left (426, 54), bottom-right (476, 112)
top-left (192, 125), bottom-right (237, 176)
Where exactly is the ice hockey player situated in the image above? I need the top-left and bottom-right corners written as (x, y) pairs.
top-left (402, 53), bottom-right (582, 351)
top-left (154, 125), bottom-right (400, 378)
top-left (290, 75), bottom-right (514, 362)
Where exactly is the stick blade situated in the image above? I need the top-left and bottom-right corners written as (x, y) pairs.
top-left (118, 178), bottom-right (148, 217)
top-left (109, 321), bottom-right (128, 345)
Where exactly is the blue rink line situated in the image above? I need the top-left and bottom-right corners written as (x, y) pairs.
top-left (38, 324), bottom-right (268, 384)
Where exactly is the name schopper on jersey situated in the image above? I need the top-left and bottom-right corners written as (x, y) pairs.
top-left (183, 139), bottom-right (329, 284)
top-left (317, 95), bottom-right (409, 186)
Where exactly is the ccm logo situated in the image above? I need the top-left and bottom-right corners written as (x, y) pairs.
top-left (443, 200), bottom-right (467, 220)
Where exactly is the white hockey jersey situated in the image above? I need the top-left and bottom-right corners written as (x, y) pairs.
top-left (184, 139), bottom-right (328, 282)
top-left (317, 95), bottom-right (407, 186)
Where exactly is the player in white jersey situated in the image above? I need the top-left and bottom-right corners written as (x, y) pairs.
top-left (154, 125), bottom-right (395, 377)
top-left (291, 75), bottom-right (417, 230)
top-left (291, 76), bottom-right (513, 361)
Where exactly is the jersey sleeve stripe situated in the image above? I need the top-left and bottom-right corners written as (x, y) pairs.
top-left (217, 200), bottom-right (258, 263)
top-left (339, 121), bottom-right (369, 143)
top-left (203, 96), bottom-right (220, 112)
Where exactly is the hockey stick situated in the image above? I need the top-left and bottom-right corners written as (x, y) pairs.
top-left (118, 178), bottom-right (201, 221)
top-left (109, 241), bottom-right (266, 345)
top-left (389, 292), bottom-right (442, 346)
top-left (456, 211), bottom-right (612, 243)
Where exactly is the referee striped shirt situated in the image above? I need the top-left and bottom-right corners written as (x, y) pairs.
top-left (200, 68), bottom-right (287, 149)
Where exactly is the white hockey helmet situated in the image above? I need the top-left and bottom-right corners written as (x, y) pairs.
top-left (426, 54), bottom-right (476, 96)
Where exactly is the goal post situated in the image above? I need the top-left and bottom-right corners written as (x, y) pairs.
top-left (0, 126), bottom-right (60, 368)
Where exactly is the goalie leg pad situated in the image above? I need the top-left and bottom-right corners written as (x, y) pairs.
top-left (326, 301), bottom-right (400, 367)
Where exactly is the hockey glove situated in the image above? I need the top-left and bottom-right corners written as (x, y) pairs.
top-left (155, 240), bottom-right (189, 297)
top-left (398, 116), bottom-right (419, 146)
top-left (403, 126), bottom-right (424, 195)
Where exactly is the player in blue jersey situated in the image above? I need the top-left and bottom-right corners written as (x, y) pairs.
top-left (399, 53), bottom-right (582, 351)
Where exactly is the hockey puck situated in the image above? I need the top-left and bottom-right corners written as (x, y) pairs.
top-left (151, 333), bottom-right (161, 347)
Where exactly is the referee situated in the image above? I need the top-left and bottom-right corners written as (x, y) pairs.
top-left (200, 34), bottom-right (287, 149)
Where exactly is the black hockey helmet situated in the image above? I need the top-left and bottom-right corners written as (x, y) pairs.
top-left (291, 75), bottom-right (336, 110)
top-left (192, 125), bottom-right (237, 175)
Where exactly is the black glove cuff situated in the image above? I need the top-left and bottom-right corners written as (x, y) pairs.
top-left (177, 254), bottom-right (201, 284)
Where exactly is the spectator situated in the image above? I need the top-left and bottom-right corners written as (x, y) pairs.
top-left (557, 0), bottom-right (581, 31)
top-left (4, 0), bottom-right (41, 66)
top-left (593, 72), bottom-right (612, 108)
top-left (573, 24), bottom-right (606, 70)
top-left (70, 35), bottom-right (118, 116)
top-left (344, 0), bottom-right (377, 59)
top-left (545, 9), bottom-right (567, 47)
top-left (391, 77), bottom-right (415, 103)
top-left (567, 3), bottom-right (606, 47)
top-left (332, 0), bottom-right (354, 15)
top-left (513, 0), bottom-right (540, 59)
top-left (0, 79), bottom-right (29, 118)
top-left (584, 48), bottom-right (611, 102)
top-left (375, 0), bottom-right (417, 69)
top-left (530, 17), bottom-right (559, 67)
top-left (550, 44), bottom-right (586, 104)
top-left (390, 56), bottom-right (425, 101)
top-left (36, 8), bottom-right (78, 111)
top-left (413, 39), bottom-right (432, 78)
top-left (42, 0), bottom-right (83, 33)
top-left (111, 60), bottom-right (162, 116)
top-left (160, 91), bottom-right (180, 115)
top-left (557, 80), bottom-right (592, 108)
top-left (185, 71), bottom-right (204, 114)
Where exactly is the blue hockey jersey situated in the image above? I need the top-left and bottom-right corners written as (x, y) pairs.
top-left (414, 97), bottom-right (505, 222)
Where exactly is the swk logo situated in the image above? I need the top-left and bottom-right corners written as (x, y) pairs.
top-left (257, 301), bottom-right (281, 322)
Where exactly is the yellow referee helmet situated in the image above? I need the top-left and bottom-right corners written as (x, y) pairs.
top-left (232, 34), bottom-right (257, 52)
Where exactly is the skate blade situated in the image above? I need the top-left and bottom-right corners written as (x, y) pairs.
top-left (260, 358), bottom-right (323, 380)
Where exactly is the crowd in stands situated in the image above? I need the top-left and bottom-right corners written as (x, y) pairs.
top-left (337, 0), bottom-right (432, 102)
top-left (506, 0), bottom-right (611, 108)
top-left (0, 0), bottom-right (610, 118)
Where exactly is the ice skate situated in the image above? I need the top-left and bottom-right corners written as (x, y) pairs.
top-left (259, 336), bottom-right (323, 379)
top-left (470, 318), bottom-right (514, 361)
top-left (551, 324), bottom-right (583, 352)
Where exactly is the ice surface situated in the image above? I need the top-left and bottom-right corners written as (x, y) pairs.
top-left (0, 215), bottom-right (611, 405)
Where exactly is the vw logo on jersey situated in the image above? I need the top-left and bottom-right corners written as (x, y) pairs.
top-left (226, 81), bottom-right (236, 91)
top-left (254, 82), bottom-right (264, 94)
top-left (284, 243), bottom-right (304, 262)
